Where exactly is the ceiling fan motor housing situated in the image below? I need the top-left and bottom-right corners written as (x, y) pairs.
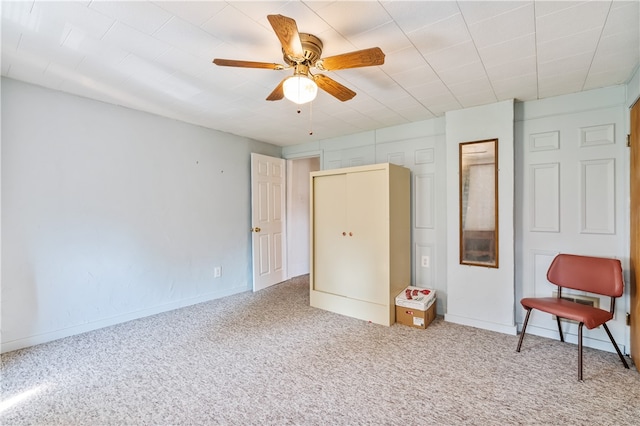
top-left (284, 33), bottom-right (323, 66)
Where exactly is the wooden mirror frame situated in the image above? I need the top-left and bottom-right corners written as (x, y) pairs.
top-left (459, 139), bottom-right (499, 268)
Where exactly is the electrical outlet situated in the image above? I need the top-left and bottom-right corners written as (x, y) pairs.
top-left (214, 266), bottom-right (222, 278)
top-left (421, 255), bottom-right (430, 268)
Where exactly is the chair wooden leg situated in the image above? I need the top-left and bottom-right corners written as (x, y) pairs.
top-left (516, 308), bottom-right (532, 352)
top-left (556, 315), bottom-right (564, 342)
top-left (602, 323), bottom-right (630, 369)
top-left (578, 323), bottom-right (584, 381)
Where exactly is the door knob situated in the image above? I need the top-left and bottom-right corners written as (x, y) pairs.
top-left (251, 227), bottom-right (261, 233)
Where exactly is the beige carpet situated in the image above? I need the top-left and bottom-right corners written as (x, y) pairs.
top-left (2, 275), bottom-right (639, 425)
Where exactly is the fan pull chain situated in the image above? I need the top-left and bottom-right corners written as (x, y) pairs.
top-left (309, 101), bottom-right (313, 135)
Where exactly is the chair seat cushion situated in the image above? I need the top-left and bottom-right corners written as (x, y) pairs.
top-left (521, 297), bottom-right (612, 330)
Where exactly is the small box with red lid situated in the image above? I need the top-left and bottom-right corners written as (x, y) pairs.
top-left (395, 286), bottom-right (436, 329)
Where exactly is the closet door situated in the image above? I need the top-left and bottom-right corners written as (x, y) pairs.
top-left (345, 169), bottom-right (388, 304)
top-left (312, 173), bottom-right (349, 296)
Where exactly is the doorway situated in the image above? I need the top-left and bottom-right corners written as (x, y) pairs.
top-left (286, 156), bottom-right (320, 278)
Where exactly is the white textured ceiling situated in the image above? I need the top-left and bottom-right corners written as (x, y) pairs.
top-left (2, 1), bottom-right (639, 146)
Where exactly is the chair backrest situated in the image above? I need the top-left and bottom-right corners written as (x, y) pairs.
top-left (546, 254), bottom-right (624, 297)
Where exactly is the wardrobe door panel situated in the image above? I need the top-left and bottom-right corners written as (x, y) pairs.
top-left (345, 169), bottom-right (388, 304)
top-left (312, 173), bottom-right (349, 296)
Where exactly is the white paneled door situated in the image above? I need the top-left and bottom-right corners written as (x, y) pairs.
top-left (517, 104), bottom-right (628, 352)
top-left (250, 153), bottom-right (286, 292)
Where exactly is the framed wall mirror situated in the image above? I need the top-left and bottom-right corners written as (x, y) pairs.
top-left (459, 139), bottom-right (498, 268)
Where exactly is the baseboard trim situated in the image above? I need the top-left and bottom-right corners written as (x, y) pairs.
top-left (1, 286), bottom-right (249, 353)
top-left (444, 313), bottom-right (518, 335)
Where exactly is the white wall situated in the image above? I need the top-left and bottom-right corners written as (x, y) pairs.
top-left (444, 100), bottom-right (516, 335)
top-left (1, 78), bottom-right (280, 352)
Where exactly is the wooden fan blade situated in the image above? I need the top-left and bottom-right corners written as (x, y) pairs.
top-left (213, 58), bottom-right (284, 70)
top-left (314, 74), bottom-right (356, 102)
top-left (317, 47), bottom-right (385, 71)
top-left (266, 78), bottom-right (286, 101)
top-left (267, 14), bottom-right (304, 60)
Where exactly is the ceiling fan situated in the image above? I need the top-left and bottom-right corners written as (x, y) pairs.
top-left (213, 14), bottom-right (385, 104)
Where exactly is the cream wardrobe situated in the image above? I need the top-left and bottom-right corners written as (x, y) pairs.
top-left (309, 163), bottom-right (411, 326)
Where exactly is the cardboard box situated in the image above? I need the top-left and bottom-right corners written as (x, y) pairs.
top-left (395, 286), bottom-right (437, 329)
top-left (395, 302), bottom-right (436, 329)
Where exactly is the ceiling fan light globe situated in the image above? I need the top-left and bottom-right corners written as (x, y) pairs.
top-left (283, 75), bottom-right (318, 104)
